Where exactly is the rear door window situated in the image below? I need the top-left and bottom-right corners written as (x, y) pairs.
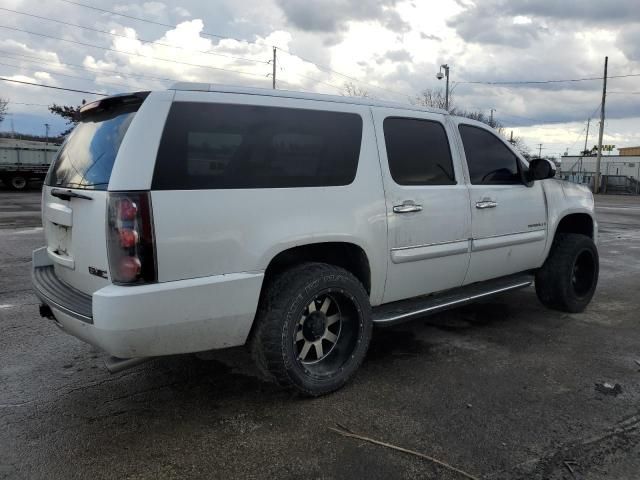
top-left (458, 124), bottom-right (521, 185)
top-left (47, 99), bottom-right (144, 190)
top-left (383, 117), bottom-right (456, 185)
top-left (152, 102), bottom-right (363, 189)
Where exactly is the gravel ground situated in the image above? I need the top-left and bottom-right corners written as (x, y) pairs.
top-left (1, 190), bottom-right (639, 480)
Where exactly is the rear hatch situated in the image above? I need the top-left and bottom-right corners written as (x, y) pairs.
top-left (42, 93), bottom-right (148, 295)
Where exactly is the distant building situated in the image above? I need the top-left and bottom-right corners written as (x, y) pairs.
top-left (560, 154), bottom-right (640, 191)
top-left (619, 146), bottom-right (640, 156)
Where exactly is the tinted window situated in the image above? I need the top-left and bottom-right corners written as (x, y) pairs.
top-left (383, 117), bottom-right (455, 185)
top-left (152, 102), bottom-right (363, 189)
top-left (47, 104), bottom-right (139, 190)
top-left (458, 125), bottom-right (521, 185)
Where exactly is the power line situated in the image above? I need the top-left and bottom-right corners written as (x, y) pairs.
top-left (0, 59), bottom-right (130, 90)
top-left (0, 77), bottom-right (108, 95)
top-left (57, 0), bottom-right (246, 43)
top-left (0, 25), bottom-right (268, 81)
top-left (0, 50), bottom-right (176, 84)
top-left (278, 59), bottom-right (344, 93)
top-left (275, 48), bottom-right (411, 100)
top-left (48, 0), bottom-right (640, 98)
top-left (8, 102), bottom-right (50, 107)
top-left (0, 6), bottom-right (270, 66)
top-left (458, 73), bottom-right (640, 86)
top-left (565, 103), bottom-right (602, 153)
top-left (55, 0), bottom-right (412, 100)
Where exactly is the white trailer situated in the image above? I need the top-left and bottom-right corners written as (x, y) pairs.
top-left (0, 141), bottom-right (59, 190)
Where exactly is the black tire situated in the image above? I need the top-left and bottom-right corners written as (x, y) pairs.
top-left (8, 175), bottom-right (28, 191)
top-left (535, 233), bottom-right (599, 313)
top-left (250, 262), bottom-right (372, 397)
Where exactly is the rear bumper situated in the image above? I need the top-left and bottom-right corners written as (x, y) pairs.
top-left (32, 247), bottom-right (263, 358)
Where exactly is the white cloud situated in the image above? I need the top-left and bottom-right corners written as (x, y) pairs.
top-left (513, 15), bottom-right (533, 25)
top-left (0, 0), bottom-right (639, 154)
top-left (173, 6), bottom-right (191, 18)
top-left (33, 72), bottom-right (52, 80)
top-left (114, 2), bottom-right (167, 19)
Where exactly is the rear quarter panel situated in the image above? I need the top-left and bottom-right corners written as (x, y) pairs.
top-left (151, 92), bottom-right (388, 305)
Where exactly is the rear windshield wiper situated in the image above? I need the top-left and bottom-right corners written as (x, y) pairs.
top-left (50, 188), bottom-right (93, 201)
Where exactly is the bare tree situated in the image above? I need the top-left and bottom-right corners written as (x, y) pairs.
top-left (411, 88), bottom-right (450, 111)
top-left (0, 97), bottom-right (8, 125)
top-left (412, 89), bottom-right (530, 156)
top-left (341, 81), bottom-right (370, 98)
top-left (453, 108), bottom-right (502, 129)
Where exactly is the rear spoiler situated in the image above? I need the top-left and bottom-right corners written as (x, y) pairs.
top-left (79, 91), bottom-right (150, 119)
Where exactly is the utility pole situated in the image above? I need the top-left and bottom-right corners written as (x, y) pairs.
top-left (490, 108), bottom-right (496, 126)
top-left (538, 143), bottom-right (543, 158)
top-left (44, 123), bottom-right (50, 148)
top-left (272, 47), bottom-right (277, 90)
top-left (595, 56), bottom-right (608, 194)
top-left (509, 130), bottom-right (514, 144)
top-left (580, 118), bottom-right (590, 175)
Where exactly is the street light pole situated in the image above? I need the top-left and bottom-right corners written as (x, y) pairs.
top-left (437, 64), bottom-right (450, 111)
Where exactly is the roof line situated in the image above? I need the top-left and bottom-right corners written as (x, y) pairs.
top-left (168, 82), bottom-right (448, 115)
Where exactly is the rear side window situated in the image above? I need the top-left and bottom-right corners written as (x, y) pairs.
top-left (152, 102), bottom-right (363, 189)
top-left (458, 124), bottom-right (521, 185)
top-left (47, 100), bottom-right (142, 190)
top-left (383, 117), bottom-right (455, 185)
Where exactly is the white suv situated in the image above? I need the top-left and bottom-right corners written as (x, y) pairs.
top-left (33, 84), bottom-right (599, 396)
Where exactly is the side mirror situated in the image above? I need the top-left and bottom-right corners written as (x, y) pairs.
top-left (527, 158), bottom-right (556, 182)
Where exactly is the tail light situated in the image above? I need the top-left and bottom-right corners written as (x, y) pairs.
top-left (107, 192), bottom-right (157, 285)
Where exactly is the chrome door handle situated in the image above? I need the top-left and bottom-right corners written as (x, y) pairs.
top-left (475, 200), bottom-right (498, 209)
top-left (393, 201), bottom-right (423, 214)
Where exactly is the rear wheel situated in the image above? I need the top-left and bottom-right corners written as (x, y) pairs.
top-left (250, 262), bottom-right (372, 397)
top-left (8, 175), bottom-right (28, 191)
top-left (535, 233), bottom-right (599, 313)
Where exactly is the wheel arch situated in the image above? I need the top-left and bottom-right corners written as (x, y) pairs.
top-left (553, 212), bottom-right (595, 240)
top-left (259, 242), bottom-right (373, 299)
top-left (542, 210), bottom-right (597, 262)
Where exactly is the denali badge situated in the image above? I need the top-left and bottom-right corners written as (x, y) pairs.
top-left (88, 266), bottom-right (108, 279)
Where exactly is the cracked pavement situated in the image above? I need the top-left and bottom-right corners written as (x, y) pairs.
top-left (1, 190), bottom-right (639, 479)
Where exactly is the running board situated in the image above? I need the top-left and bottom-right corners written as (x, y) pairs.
top-left (372, 273), bottom-right (534, 326)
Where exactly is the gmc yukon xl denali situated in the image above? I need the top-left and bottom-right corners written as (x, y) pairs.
top-left (33, 84), bottom-right (599, 396)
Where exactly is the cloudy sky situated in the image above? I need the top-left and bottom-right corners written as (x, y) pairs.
top-left (1, 0), bottom-right (639, 156)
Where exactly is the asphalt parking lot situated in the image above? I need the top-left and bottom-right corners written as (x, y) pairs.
top-left (1, 190), bottom-right (639, 480)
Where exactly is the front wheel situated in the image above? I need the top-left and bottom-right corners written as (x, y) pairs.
top-left (535, 233), bottom-right (599, 313)
top-left (250, 262), bottom-right (372, 397)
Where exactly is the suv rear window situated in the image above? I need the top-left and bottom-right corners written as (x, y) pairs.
top-left (152, 102), bottom-right (363, 189)
top-left (47, 96), bottom-right (145, 190)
